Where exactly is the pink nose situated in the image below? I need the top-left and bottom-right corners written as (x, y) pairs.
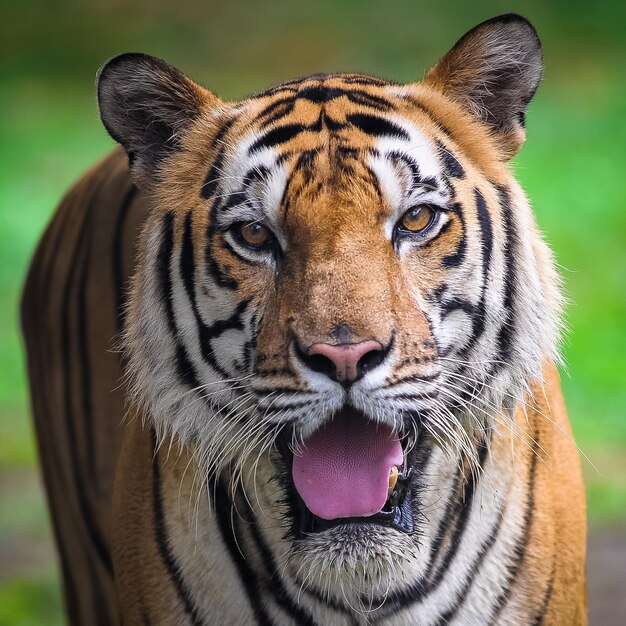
top-left (307, 340), bottom-right (384, 383)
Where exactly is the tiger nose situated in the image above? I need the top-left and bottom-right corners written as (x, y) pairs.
top-left (304, 340), bottom-right (385, 383)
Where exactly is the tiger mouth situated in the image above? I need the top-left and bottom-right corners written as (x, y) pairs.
top-left (278, 408), bottom-right (417, 535)
top-left (291, 465), bottom-right (416, 535)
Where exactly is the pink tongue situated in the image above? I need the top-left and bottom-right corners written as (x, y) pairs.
top-left (292, 410), bottom-right (403, 520)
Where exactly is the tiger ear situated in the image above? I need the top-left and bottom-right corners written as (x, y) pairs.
top-left (97, 53), bottom-right (220, 183)
top-left (423, 14), bottom-right (543, 158)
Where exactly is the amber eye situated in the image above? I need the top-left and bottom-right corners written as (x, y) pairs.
top-left (234, 222), bottom-right (274, 248)
top-left (399, 205), bottom-right (437, 234)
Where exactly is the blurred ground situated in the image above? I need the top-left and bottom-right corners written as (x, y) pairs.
top-left (588, 528), bottom-right (626, 624)
top-left (1, 0), bottom-right (624, 623)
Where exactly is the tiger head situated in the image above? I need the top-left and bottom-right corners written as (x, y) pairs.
top-left (98, 14), bottom-right (561, 596)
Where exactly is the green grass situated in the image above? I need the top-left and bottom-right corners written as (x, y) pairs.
top-left (0, 579), bottom-right (63, 626)
top-left (517, 76), bottom-right (626, 452)
top-left (1, 0), bottom-right (625, 622)
top-left (0, 469), bottom-right (63, 625)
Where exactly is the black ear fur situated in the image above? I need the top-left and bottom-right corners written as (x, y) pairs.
top-left (97, 53), bottom-right (213, 179)
top-left (425, 14), bottom-right (543, 157)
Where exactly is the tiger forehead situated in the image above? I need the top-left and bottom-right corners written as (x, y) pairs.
top-left (244, 74), bottom-right (415, 150)
top-left (200, 73), bottom-right (464, 233)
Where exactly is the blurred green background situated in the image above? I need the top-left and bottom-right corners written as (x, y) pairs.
top-left (1, 0), bottom-right (624, 623)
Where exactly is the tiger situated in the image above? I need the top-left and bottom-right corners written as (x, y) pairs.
top-left (21, 13), bottom-right (587, 625)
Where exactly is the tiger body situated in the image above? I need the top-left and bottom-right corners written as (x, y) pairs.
top-left (22, 15), bottom-right (586, 625)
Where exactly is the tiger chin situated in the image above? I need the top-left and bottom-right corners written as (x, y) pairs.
top-left (22, 13), bottom-right (587, 626)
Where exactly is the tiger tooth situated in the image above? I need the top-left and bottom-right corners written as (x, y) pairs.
top-left (388, 466), bottom-right (399, 494)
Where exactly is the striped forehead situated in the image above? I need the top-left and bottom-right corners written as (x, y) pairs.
top-left (205, 76), bottom-right (454, 226)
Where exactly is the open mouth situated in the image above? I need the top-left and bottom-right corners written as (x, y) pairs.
top-left (280, 407), bottom-right (416, 535)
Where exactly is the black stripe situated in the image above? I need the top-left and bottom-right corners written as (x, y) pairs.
top-left (383, 392), bottom-right (439, 403)
top-left (201, 301), bottom-right (248, 375)
top-left (180, 211), bottom-right (197, 301)
top-left (220, 189), bottom-right (249, 213)
top-left (250, 123), bottom-right (307, 153)
top-left (345, 90), bottom-right (394, 111)
top-left (398, 152), bottom-right (421, 186)
top-left (158, 212), bottom-right (201, 389)
top-left (468, 187), bottom-right (494, 342)
top-left (242, 498), bottom-right (318, 625)
top-left (323, 114), bottom-right (348, 132)
top-left (159, 213), bottom-right (180, 338)
top-left (476, 188), bottom-right (494, 286)
top-left (240, 335), bottom-right (254, 374)
top-left (433, 510), bottom-right (504, 624)
top-left (180, 212), bottom-right (247, 379)
top-left (436, 140), bottom-right (465, 179)
top-left (261, 82), bottom-right (392, 112)
top-left (336, 146), bottom-right (359, 160)
top-left (205, 245), bottom-right (238, 289)
top-left (214, 480), bottom-right (275, 625)
top-left (439, 295), bottom-right (476, 320)
top-left (261, 101), bottom-right (297, 128)
top-left (201, 148), bottom-right (225, 199)
top-left (298, 85), bottom-right (344, 103)
top-left (293, 584), bottom-right (354, 618)
top-left (256, 386), bottom-right (314, 396)
top-left (202, 299), bottom-right (247, 337)
top-left (113, 185), bottom-right (138, 335)
top-left (200, 119), bottom-right (235, 199)
top-left (494, 186), bottom-right (518, 369)
top-left (259, 400), bottom-right (316, 414)
top-left (426, 439), bottom-right (489, 588)
top-left (447, 187), bottom-right (494, 365)
top-left (151, 431), bottom-right (204, 626)
top-left (254, 96), bottom-right (296, 124)
top-left (489, 431), bottom-right (540, 622)
top-left (293, 149), bottom-right (319, 183)
top-left (386, 150), bottom-right (425, 189)
top-left (243, 164), bottom-right (271, 186)
top-left (442, 202), bottom-right (466, 267)
top-left (346, 113), bottom-right (410, 140)
top-left (365, 165), bottom-right (384, 204)
top-left (205, 198), bottom-right (239, 290)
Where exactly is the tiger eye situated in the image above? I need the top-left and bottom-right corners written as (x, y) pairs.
top-left (237, 222), bottom-right (272, 247)
top-left (400, 205), bottom-right (436, 233)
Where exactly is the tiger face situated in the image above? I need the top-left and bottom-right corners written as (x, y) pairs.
top-left (99, 14), bottom-right (561, 593)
